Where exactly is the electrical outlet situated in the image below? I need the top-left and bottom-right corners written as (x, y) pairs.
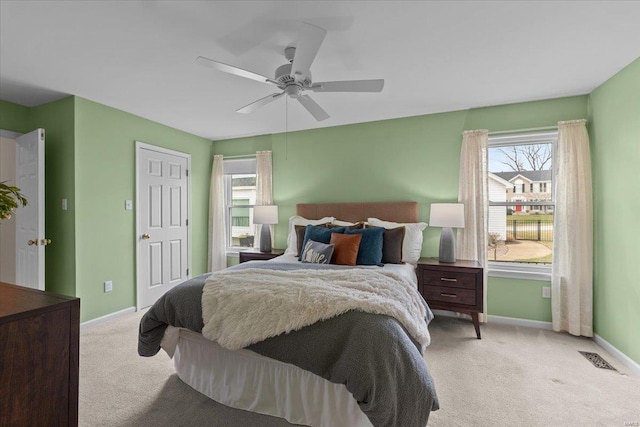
top-left (542, 286), bottom-right (551, 298)
top-left (125, 200), bottom-right (133, 210)
top-left (104, 280), bottom-right (113, 293)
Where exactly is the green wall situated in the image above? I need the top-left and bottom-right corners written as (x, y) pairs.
top-left (214, 95), bottom-right (588, 323)
top-left (1, 96), bottom-right (212, 322)
top-left (0, 98), bottom-right (76, 296)
top-left (0, 99), bottom-right (31, 133)
top-left (74, 97), bottom-right (212, 321)
top-left (589, 57), bottom-right (640, 365)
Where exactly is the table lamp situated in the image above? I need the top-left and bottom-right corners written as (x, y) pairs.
top-left (253, 205), bottom-right (278, 252)
top-left (429, 203), bottom-right (465, 263)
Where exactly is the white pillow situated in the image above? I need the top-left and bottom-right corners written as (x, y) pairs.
top-left (332, 219), bottom-right (357, 226)
top-left (367, 217), bottom-right (427, 265)
top-left (284, 215), bottom-right (335, 255)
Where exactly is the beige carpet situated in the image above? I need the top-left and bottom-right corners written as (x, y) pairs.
top-left (79, 311), bottom-right (640, 427)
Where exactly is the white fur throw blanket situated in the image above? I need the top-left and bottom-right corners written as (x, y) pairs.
top-left (202, 268), bottom-right (430, 351)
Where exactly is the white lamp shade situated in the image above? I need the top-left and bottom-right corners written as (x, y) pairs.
top-left (429, 203), bottom-right (465, 228)
top-left (253, 205), bottom-right (278, 225)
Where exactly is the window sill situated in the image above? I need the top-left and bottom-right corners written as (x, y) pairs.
top-left (488, 262), bottom-right (551, 281)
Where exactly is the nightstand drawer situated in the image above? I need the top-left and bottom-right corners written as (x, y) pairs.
top-left (423, 285), bottom-right (476, 306)
top-left (420, 269), bottom-right (476, 290)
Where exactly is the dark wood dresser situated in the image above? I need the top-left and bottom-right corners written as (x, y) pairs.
top-left (417, 258), bottom-right (484, 339)
top-left (0, 282), bottom-right (80, 427)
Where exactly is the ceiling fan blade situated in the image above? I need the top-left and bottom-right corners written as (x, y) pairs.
top-left (297, 95), bottom-right (330, 121)
top-left (196, 56), bottom-right (279, 86)
top-left (236, 92), bottom-right (284, 114)
top-left (308, 79), bottom-right (385, 93)
top-left (290, 23), bottom-right (327, 82)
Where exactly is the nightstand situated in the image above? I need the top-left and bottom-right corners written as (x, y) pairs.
top-left (417, 257), bottom-right (484, 339)
top-left (238, 248), bottom-right (285, 263)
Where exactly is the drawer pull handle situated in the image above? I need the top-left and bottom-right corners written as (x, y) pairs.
top-left (440, 293), bottom-right (457, 298)
top-left (441, 277), bottom-right (457, 282)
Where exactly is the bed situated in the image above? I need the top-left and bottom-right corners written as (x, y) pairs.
top-left (139, 202), bottom-right (439, 427)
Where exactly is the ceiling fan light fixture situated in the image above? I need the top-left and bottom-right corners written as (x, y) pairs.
top-left (197, 22), bottom-right (384, 122)
top-left (284, 85), bottom-right (301, 98)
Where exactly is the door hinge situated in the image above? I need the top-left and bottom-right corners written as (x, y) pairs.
top-left (186, 219), bottom-right (189, 226)
top-left (186, 268), bottom-right (189, 276)
top-left (186, 169), bottom-right (189, 176)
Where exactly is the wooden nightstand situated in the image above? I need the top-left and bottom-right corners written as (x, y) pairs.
top-left (417, 257), bottom-right (484, 339)
top-left (239, 248), bottom-right (285, 263)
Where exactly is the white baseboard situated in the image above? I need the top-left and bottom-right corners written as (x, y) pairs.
top-left (432, 310), bottom-right (554, 330)
top-left (80, 306), bottom-right (137, 330)
top-left (436, 312), bottom-right (639, 377)
top-left (593, 333), bottom-right (640, 377)
top-left (487, 314), bottom-right (554, 330)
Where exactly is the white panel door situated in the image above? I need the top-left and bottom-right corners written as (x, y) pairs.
top-left (137, 145), bottom-right (189, 309)
top-left (15, 129), bottom-right (45, 290)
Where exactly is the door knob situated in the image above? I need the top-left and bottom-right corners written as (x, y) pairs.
top-left (141, 233), bottom-right (150, 239)
top-left (27, 239), bottom-right (39, 246)
top-left (41, 238), bottom-right (52, 246)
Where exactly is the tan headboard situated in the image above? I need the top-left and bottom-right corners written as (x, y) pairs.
top-left (296, 202), bottom-right (418, 223)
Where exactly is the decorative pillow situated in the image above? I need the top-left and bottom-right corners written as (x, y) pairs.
top-left (299, 225), bottom-right (346, 261)
top-left (295, 223), bottom-right (329, 256)
top-left (330, 232), bottom-right (362, 266)
top-left (367, 218), bottom-right (427, 265)
top-left (285, 215), bottom-right (335, 255)
top-left (301, 240), bottom-right (334, 264)
top-left (366, 225), bottom-right (406, 264)
top-left (344, 227), bottom-right (384, 266)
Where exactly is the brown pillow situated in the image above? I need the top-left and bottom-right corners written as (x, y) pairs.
top-left (295, 223), bottom-right (329, 256)
top-left (366, 225), bottom-right (405, 264)
top-left (329, 232), bottom-right (362, 266)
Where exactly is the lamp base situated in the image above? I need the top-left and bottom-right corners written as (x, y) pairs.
top-left (438, 227), bottom-right (456, 263)
top-left (259, 224), bottom-right (272, 253)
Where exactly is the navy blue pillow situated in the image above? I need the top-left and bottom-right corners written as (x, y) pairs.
top-left (345, 227), bottom-right (384, 266)
top-left (299, 225), bottom-right (346, 261)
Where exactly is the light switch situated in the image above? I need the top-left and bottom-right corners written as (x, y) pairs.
top-left (125, 200), bottom-right (133, 210)
top-left (61, 199), bottom-right (67, 210)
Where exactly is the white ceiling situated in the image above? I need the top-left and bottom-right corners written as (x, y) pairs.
top-left (1, 1), bottom-right (639, 141)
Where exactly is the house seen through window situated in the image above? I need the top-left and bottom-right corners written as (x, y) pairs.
top-left (223, 157), bottom-right (257, 249)
top-left (488, 132), bottom-right (556, 267)
top-left (227, 175), bottom-right (256, 248)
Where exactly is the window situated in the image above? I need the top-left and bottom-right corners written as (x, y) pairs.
top-left (223, 158), bottom-right (257, 249)
top-left (487, 132), bottom-right (556, 279)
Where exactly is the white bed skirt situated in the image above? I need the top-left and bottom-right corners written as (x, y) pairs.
top-left (168, 327), bottom-right (373, 427)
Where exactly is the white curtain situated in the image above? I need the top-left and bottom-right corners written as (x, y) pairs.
top-left (208, 155), bottom-right (226, 272)
top-left (552, 119), bottom-right (593, 337)
top-left (254, 150), bottom-right (273, 249)
top-left (457, 129), bottom-right (489, 322)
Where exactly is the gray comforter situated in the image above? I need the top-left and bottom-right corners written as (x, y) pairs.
top-left (138, 261), bottom-right (439, 427)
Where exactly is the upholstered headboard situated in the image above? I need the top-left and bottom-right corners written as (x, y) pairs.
top-left (296, 202), bottom-right (418, 223)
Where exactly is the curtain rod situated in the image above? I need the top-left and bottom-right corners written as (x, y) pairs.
top-left (488, 125), bottom-right (557, 136)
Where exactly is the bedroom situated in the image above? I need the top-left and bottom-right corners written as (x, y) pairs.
top-left (0, 1), bottom-right (639, 426)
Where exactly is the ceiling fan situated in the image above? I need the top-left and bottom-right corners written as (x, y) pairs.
top-left (196, 22), bottom-right (384, 121)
